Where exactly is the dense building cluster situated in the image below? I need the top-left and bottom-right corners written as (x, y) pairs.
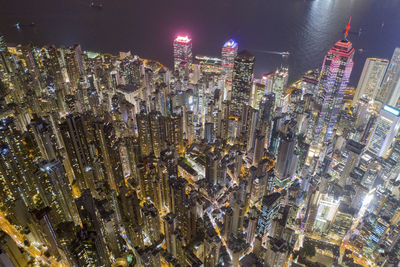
top-left (0, 29), bottom-right (400, 267)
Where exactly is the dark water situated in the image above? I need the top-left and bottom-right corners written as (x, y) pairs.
top-left (1, 0), bottom-right (400, 84)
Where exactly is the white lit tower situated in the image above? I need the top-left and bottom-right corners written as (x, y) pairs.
top-left (272, 67), bottom-right (289, 108)
top-left (221, 39), bottom-right (238, 92)
top-left (314, 19), bottom-right (355, 145)
top-left (367, 105), bottom-right (400, 157)
top-left (353, 58), bottom-right (388, 104)
top-left (376, 48), bottom-right (400, 107)
top-left (173, 35), bottom-right (192, 71)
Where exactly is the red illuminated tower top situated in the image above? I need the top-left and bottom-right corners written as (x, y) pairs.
top-left (344, 17), bottom-right (351, 39)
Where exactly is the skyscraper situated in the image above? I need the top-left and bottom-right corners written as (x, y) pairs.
top-left (0, 117), bottom-right (38, 208)
top-left (272, 67), bottom-right (288, 108)
top-left (0, 34), bottom-right (11, 74)
top-left (354, 58), bottom-right (388, 104)
top-left (256, 93), bottom-right (275, 148)
top-left (314, 35), bottom-right (355, 144)
top-left (173, 35), bottom-right (192, 71)
top-left (221, 39), bottom-right (238, 87)
top-left (136, 112), bottom-right (153, 158)
top-left (275, 132), bottom-right (297, 185)
top-left (0, 35), bottom-right (6, 52)
top-left (231, 50), bottom-right (255, 117)
top-left (262, 72), bottom-right (275, 94)
top-left (367, 105), bottom-right (400, 157)
top-left (376, 48), bottom-right (400, 107)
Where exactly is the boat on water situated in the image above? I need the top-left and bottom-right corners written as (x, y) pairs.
top-left (15, 22), bottom-right (36, 30)
top-left (90, 2), bottom-right (103, 9)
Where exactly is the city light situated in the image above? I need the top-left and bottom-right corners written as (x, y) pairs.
top-left (175, 35), bottom-right (191, 43)
top-left (223, 39), bottom-right (238, 49)
top-left (383, 105), bottom-right (400, 116)
top-left (0, 5), bottom-right (398, 266)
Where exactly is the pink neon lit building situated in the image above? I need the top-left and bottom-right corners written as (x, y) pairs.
top-left (314, 38), bottom-right (355, 144)
top-left (173, 35), bottom-right (192, 71)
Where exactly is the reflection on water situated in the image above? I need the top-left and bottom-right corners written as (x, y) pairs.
top-left (0, 0), bottom-right (399, 83)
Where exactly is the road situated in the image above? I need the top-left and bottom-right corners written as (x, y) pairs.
top-left (0, 211), bottom-right (62, 265)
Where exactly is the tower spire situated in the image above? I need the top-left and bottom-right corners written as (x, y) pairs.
top-left (344, 17), bottom-right (352, 39)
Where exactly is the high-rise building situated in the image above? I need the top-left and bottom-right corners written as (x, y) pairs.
top-left (0, 34), bottom-right (12, 74)
top-left (367, 105), bottom-right (400, 157)
top-left (70, 228), bottom-right (101, 267)
top-left (262, 72), bottom-right (275, 94)
top-left (205, 150), bottom-right (219, 185)
top-left (36, 160), bottom-right (78, 224)
top-left (312, 193), bottom-right (339, 233)
top-left (173, 35), bottom-right (192, 71)
top-left (0, 35), bottom-right (6, 52)
top-left (0, 117), bottom-right (38, 208)
top-left (340, 140), bottom-right (364, 187)
top-left (59, 114), bottom-right (95, 191)
top-left (314, 37), bottom-right (355, 144)
top-left (252, 81), bottom-right (266, 108)
top-left (354, 58), bottom-right (388, 104)
top-left (275, 132), bottom-right (297, 186)
top-left (221, 39), bottom-right (238, 86)
top-left (376, 48), bottom-right (400, 106)
top-left (272, 67), bottom-right (288, 108)
top-left (257, 192), bottom-right (281, 242)
top-left (136, 112), bottom-right (153, 158)
top-left (256, 93), bottom-right (275, 147)
top-left (231, 50), bottom-right (255, 117)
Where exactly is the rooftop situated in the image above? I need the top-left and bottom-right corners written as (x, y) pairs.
top-left (223, 39), bottom-right (238, 49)
top-left (175, 35), bottom-right (191, 43)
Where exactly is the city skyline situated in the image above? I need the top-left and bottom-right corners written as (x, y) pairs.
top-left (0, 4), bottom-right (400, 267)
top-left (1, 0), bottom-right (400, 85)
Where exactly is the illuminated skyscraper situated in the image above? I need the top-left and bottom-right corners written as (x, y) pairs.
top-left (173, 35), bottom-right (192, 71)
top-left (257, 192), bottom-right (281, 241)
top-left (70, 228), bottom-right (101, 266)
top-left (340, 140), bottom-right (364, 187)
top-left (221, 39), bottom-right (238, 87)
top-left (37, 160), bottom-right (79, 224)
top-left (275, 131), bottom-right (297, 186)
top-left (354, 58), bottom-right (388, 104)
top-left (231, 50), bottom-right (255, 117)
top-left (0, 34), bottom-right (12, 74)
top-left (0, 35), bottom-right (6, 52)
top-left (60, 114), bottom-right (96, 192)
top-left (262, 72), bottom-right (275, 93)
top-left (314, 29), bottom-right (355, 144)
top-left (205, 150), bottom-right (219, 185)
top-left (272, 67), bottom-right (288, 108)
top-left (136, 112), bottom-right (153, 158)
top-left (252, 81), bottom-right (266, 108)
top-left (376, 48), bottom-right (400, 106)
top-left (256, 93), bottom-right (275, 148)
top-left (0, 117), bottom-right (38, 208)
top-left (366, 105), bottom-right (400, 157)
